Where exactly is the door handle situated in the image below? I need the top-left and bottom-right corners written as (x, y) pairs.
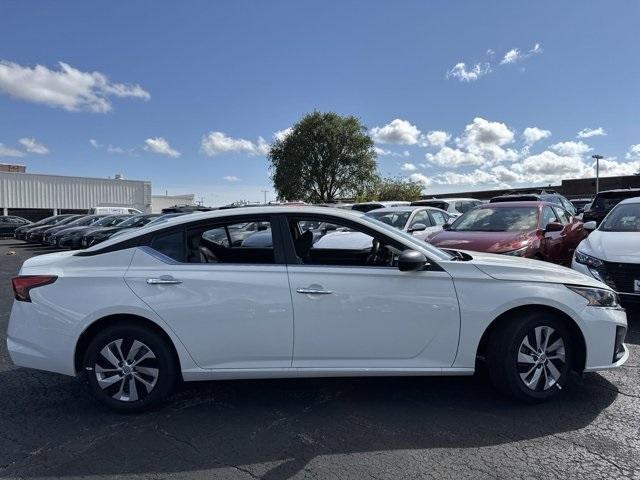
top-left (296, 287), bottom-right (333, 295)
top-left (146, 276), bottom-right (182, 285)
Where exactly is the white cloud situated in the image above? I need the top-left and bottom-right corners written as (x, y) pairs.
top-left (512, 151), bottom-right (591, 181)
top-left (89, 139), bottom-right (101, 149)
top-left (18, 137), bottom-right (48, 154)
top-left (223, 176), bottom-right (241, 182)
top-left (500, 43), bottom-right (542, 65)
top-left (597, 158), bottom-right (640, 176)
top-left (425, 146), bottom-right (485, 167)
top-left (144, 137), bottom-right (180, 158)
top-left (375, 146), bottom-right (410, 157)
top-left (423, 130), bottom-right (451, 147)
top-left (0, 60), bottom-right (150, 113)
top-left (401, 162), bottom-right (417, 172)
top-left (625, 144), bottom-right (640, 160)
top-left (370, 119), bottom-right (421, 145)
top-left (522, 127), bottom-right (551, 145)
top-left (201, 131), bottom-right (269, 156)
top-left (106, 145), bottom-right (125, 154)
top-left (408, 173), bottom-right (432, 186)
top-left (577, 127), bottom-right (606, 138)
top-left (446, 62), bottom-right (491, 82)
top-left (273, 127), bottom-right (292, 142)
top-left (549, 141), bottom-right (592, 157)
top-left (459, 117), bottom-right (515, 147)
top-left (0, 143), bottom-right (24, 157)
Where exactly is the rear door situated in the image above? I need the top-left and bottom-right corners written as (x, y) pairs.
top-left (124, 215), bottom-right (294, 369)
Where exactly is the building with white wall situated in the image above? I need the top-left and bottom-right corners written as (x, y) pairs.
top-left (151, 193), bottom-right (196, 213)
top-left (0, 170), bottom-right (152, 220)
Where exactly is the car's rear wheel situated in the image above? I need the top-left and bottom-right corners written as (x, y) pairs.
top-left (82, 323), bottom-right (177, 412)
top-left (486, 311), bottom-right (573, 402)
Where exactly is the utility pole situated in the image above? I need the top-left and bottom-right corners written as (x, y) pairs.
top-left (261, 190), bottom-right (268, 204)
top-left (592, 155), bottom-right (603, 195)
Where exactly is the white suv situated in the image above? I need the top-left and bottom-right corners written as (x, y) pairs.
top-left (8, 206), bottom-right (627, 411)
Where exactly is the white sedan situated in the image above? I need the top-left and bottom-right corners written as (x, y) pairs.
top-left (572, 196), bottom-right (640, 307)
top-left (364, 206), bottom-right (452, 241)
top-left (8, 206), bottom-right (628, 411)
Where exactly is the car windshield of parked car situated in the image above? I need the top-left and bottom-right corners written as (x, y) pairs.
top-left (365, 211), bottom-right (411, 229)
top-left (359, 215), bottom-right (454, 260)
top-left (450, 207), bottom-right (538, 232)
top-left (93, 215), bottom-right (127, 227)
top-left (600, 204), bottom-right (640, 232)
top-left (117, 215), bottom-right (153, 228)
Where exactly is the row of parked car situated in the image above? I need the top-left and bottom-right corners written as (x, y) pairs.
top-left (6, 213), bottom-right (177, 248)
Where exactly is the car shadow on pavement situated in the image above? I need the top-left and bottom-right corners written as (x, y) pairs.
top-left (0, 367), bottom-right (620, 479)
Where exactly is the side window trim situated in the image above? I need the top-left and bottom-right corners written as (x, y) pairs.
top-left (149, 214), bottom-right (287, 265)
top-left (279, 213), bottom-right (443, 270)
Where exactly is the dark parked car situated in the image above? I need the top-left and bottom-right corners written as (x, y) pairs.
top-left (0, 216), bottom-right (31, 236)
top-left (42, 215), bottom-right (106, 245)
top-left (20, 214), bottom-right (79, 242)
top-left (54, 214), bottom-right (132, 249)
top-left (490, 192), bottom-right (577, 216)
top-left (14, 214), bottom-right (69, 240)
top-left (25, 215), bottom-right (84, 243)
top-left (426, 201), bottom-right (586, 266)
top-left (81, 214), bottom-right (160, 247)
top-left (582, 188), bottom-right (640, 226)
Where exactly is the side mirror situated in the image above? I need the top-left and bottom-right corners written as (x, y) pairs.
top-left (398, 250), bottom-right (429, 272)
top-left (583, 221), bottom-right (597, 231)
top-left (442, 222), bottom-right (451, 230)
top-left (545, 221), bottom-right (564, 232)
top-left (408, 223), bottom-right (427, 233)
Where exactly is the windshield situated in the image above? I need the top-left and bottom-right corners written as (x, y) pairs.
top-left (600, 203), bottom-right (640, 232)
top-left (94, 215), bottom-right (128, 227)
top-left (450, 207), bottom-right (538, 232)
top-left (359, 215), bottom-right (454, 261)
top-left (365, 211), bottom-right (411, 229)
top-left (118, 215), bottom-right (146, 227)
top-left (66, 215), bottom-right (99, 227)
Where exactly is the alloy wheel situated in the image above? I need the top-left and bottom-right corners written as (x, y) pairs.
top-left (517, 325), bottom-right (566, 391)
top-left (95, 338), bottom-right (159, 402)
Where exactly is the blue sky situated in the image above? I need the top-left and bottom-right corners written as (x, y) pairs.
top-left (1, 1), bottom-right (639, 206)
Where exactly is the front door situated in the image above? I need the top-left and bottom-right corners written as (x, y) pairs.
top-left (283, 215), bottom-right (460, 369)
top-left (124, 217), bottom-right (294, 369)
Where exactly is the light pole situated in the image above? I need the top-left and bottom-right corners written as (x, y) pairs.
top-left (261, 190), bottom-right (268, 204)
top-left (592, 154), bottom-right (603, 195)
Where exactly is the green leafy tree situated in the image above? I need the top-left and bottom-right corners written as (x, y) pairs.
top-left (357, 176), bottom-right (424, 202)
top-left (269, 111), bottom-right (378, 203)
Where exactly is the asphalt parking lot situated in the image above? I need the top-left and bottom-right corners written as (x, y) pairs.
top-left (0, 239), bottom-right (639, 480)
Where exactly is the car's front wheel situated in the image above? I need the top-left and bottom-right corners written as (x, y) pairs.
top-left (83, 323), bottom-right (177, 412)
top-left (487, 311), bottom-right (573, 402)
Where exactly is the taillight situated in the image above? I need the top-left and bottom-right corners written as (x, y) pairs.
top-left (11, 275), bottom-right (57, 302)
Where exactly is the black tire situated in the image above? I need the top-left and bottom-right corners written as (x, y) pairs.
top-left (486, 311), bottom-right (573, 402)
top-left (82, 322), bottom-right (177, 412)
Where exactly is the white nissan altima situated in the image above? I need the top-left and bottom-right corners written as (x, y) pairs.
top-left (8, 206), bottom-right (628, 411)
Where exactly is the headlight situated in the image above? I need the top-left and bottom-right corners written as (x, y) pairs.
top-left (566, 285), bottom-right (620, 308)
top-left (574, 250), bottom-right (603, 268)
top-left (501, 245), bottom-right (528, 257)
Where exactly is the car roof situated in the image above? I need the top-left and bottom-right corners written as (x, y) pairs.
top-left (617, 196), bottom-right (640, 205)
top-left (475, 201), bottom-right (547, 208)
top-left (595, 188), bottom-right (640, 196)
top-left (366, 206), bottom-right (448, 214)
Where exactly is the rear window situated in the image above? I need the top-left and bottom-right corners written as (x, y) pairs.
top-left (592, 192), bottom-right (640, 211)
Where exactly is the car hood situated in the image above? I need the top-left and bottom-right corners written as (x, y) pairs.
top-left (461, 250), bottom-right (606, 289)
top-left (427, 230), bottom-right (534, 253)
top-left (579, 230), bottom-right (640, 263)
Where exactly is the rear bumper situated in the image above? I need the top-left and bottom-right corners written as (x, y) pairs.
top-left (7, 300), bottom-right (76, 376)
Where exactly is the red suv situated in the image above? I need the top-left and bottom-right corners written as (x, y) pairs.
top-left (426, 201), bottom-right (586, 265)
